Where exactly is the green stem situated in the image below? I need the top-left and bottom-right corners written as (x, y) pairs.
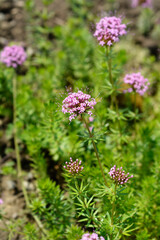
top-left (13, 75), bottom-right (21, 177)
top-left (82, 116), bottom-right (108, 187)
top-left (9, 231), bottom-right (13, 240)
top-left (115, 98), bottom-right (122, 134)
top-left (115, 97), bottom-right (122, 151)
top-left (107, 47), bottom-right (122, 151)
top-left (134, 92), bottom-right (137, 157)
top-left (12, 73), bottom-right (48, 237)
top-left (111, 184), bottom-right (117, 226)
top-left (134, 92), bottom-right (137, 127)
top-left (1, 218), bottom-right (12, 238)
top-left (13, 75), bottom-right (30, 207)
top-left (106, 46), bottom-right (114, 108)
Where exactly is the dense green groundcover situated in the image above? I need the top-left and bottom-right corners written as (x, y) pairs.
top-left (0, 0), bottom-right (160, 239)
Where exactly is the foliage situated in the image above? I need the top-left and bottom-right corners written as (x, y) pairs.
top-left (0, 0), bottom-right (160, 239)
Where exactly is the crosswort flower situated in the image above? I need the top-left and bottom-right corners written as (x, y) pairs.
top-left (64, 157), bottom-right (84, 175)
top-left (94, 16), bottom-right (127, 46)
top-left (0, 45), bottom-right (26, 68)
top-left (123, 72), bottom-right (150, 96)
top-left (62, 90), bottom-right (96, 121)
top-left (109, 165), bottom-right (133, 185)
top-left (81, 233), bottom-right (105, 240)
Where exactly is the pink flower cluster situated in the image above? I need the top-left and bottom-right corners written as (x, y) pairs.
top-left (123, 72), bottom-right (150, 95)
top-left (81, 233), bottom-right (105, 240)
top-left (0, 199), bottom-right (3, 205)
top-left (62, 91), bottom-right (96, 121)
top-left (131, 0), bottom-right (152, 8)
top-left (109, 165), bottom-right (133, 185)
top-left (93, 16), bottom-right (127, 46)
top-left (64, 157), bottom-right (83, 175)
top-left (0, 45), bottom-right (26, 68)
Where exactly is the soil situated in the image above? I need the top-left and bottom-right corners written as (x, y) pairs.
top-left (0, 0), bottom-right (160, 239)
top-left (0, 0), bottom-right (26, 47)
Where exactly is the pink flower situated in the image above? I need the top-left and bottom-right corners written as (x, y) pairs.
top-left (0, 45), bottom-right (26, 68)
top-left (109, 165), bottom-right (133, 185)
top-left (89, 116), bottom-right (94, 122)
top-left (123, 72), bottom-right (150, 96)
top-left (62, 90), bottom-right (96, 121)
top-left (89, 126), bottom-right (93, 132)
top-left (81, 233), bottom-right (105, 240)
top-left (131, 0), bottom-right (152, 8)
top-left (94, 16), bottom-right (127, 47)
top-left (64, 157), bottom-right (83, 175)
top-left (0, 199), bottom-right (3, 205)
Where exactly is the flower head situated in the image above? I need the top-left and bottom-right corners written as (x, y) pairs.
top-left (131, 0), bottom-right (152, 8)
top-left (0, 45), bottom-right (26, 68)
top-left (123, 72), bottom-right (150, 96)
top-left (109, 165), bottom-right (133, 185)
top-left (94, 16), bottom-right (127, 46)
top-left (64, 157), bottom-right (83, 175)
top-left (62, 90), bottom-right (96, 121)
top-left (81, 233), bottom-right (105, 240)
top-left (0, 199), bottom-right (3, 205)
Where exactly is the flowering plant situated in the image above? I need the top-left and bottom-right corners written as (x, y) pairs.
top-left (131, 0), bottom-right (152, 8)
top-left (123, 72), bottom-right (150, 95)
top-left (1, 3), bottom-right (158, 240)
top-left (109, 165), bottom-right (133, 185)
top-left (64, 157), bottom-right (84, 175)
top-left (80, 233), bottom-right (105, 240)
top-left (94, 16), bottom-right (127, 46)
top-left (62, 90), bottom-right (97, 121)
top-left (0, 45), bottom-right (26, 68)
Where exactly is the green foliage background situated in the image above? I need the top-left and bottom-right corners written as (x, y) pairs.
top-left (0, 0), bottom-right (160, 239)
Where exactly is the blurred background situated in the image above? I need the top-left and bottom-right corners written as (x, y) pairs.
top-left (0, 0), bottom-right (160, 239)
top-left (0, 0), bottom-right (160, 52)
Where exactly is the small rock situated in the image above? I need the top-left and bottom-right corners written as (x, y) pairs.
top-left (14, 1), bottom-right (24, 8)
top-left (11, 28), bottom-right (24, 37)
top-left (0, 13), bottom-right (5, 21)
top-left (11, 8), bottom-right (19, 15)
top-left (6, 180), bottom-right (16, 190)
top-left (4, 14), bottom-right (12, 21)
top-left (12, 212), bottom-right (19, 219)
top-left (0, 2), bottom-right (13, 11)
top-left (1, 22), bottom-right (9, 30)
top-left (9, 20), bottom-right (16, 28)
top-left (27, 172), bottom-right (33, 181)
top-left (23, 181), bottom-right (28, 189)
top-left (23, 180), bottom-right (34, 191)
top-left (28, 183), bottom-right (34, 191)
top-left (0, 37), bottom-right (8, 47)
top-left (14, 14), bottom-right (23, 21)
